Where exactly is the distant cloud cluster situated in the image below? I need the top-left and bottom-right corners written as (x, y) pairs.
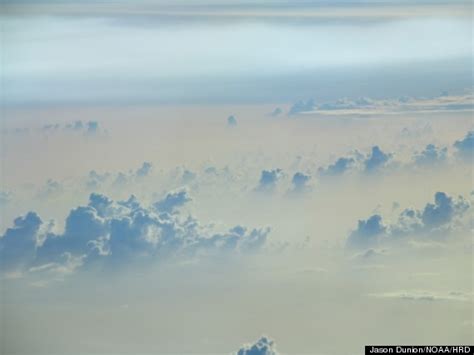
top-left (45, 120), bottom-right (101, 134)
top-left (285, 92), bottom-right (474, 116)
top-left (288, 99), bottom-right (316, 116)
top-left (318, 146), bottom-right (392, 176)
top-left (413, 144), bottom-right (447, 167)
top-left (236, 336), bottom-right (279, 355)
top-left (3, 120), bottom-right (102, 136)
top-left (347, 192), bottom-right (470, 249)
top-left (318, 131), bottom-right (473, 179)
top-left (318, 156), bottom-right (355, 177)
top-left (36, 179), bottom-right (62, 200)
top-left (369, 290), bottom-right (472, 302)
top-left (0, 191), bottom-right (270, 277)
top-left (86, 161), bottom-right (153, 189)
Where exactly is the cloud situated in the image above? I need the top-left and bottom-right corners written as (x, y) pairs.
top-left (364, 146), bottom-right (392, 173)
top-left (347, 192), bottom-right (470, 249)
top-left (86, 162), bottom-right (154, 189)
top-left (453, 131), bottom-right (473, 161)
top-left (318, 146), bottom-right (393, 177)
top-left (295, 92), bottom-right (474, 117)
top-left (1, 191), bottom-right (271, 276)
top-left (318, 157), bottom-right (355, 177)
top-left (369, 290), bottom-right (472, 302)
top-left (347, 215), bottom-right (386, 249)
top-left (0, 190), bottom-right (13, 205)
top-left (0, 212), bottom-right (42, 271)
top-left (413, 144), bottom-right (447, 167)
top-left (153, 188), bottom-right (192, 213)
top-left (182, 169), bottom-right (197, 183)
top-left (236, 336), bottom-right (279, 355)
top-left (36, 179), bottom-right (62, 199)
top-left (288, 99), bottom-right (316, 116)
top-left (289, 172), bottom-right (311, 194)
top-left (86, 121), bottom-right (99, 134)
top-left (136, 162), bottom-right (153, 177)
top-left (227, 115), bottom-right (238, 127)
top-left (269, 107), bottom-right (282, 117)
top-left (318, 97), bottom-right (375, 110)
top-left (86, 170), bottom-right (111, 189)
top-left (421, 191), bottom-right (469, 229)
top-left (256, 169), bottom-right (282, 192)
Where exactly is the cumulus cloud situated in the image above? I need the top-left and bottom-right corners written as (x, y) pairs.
top-left (182, 169), bottom-right (197, 183)
top-left (227, 115), bottom-right (238, 127)
top-left (0, 212), bottom-right (42, 271)
top-left (86, 121), bottom-right (99, 134)
top-left (318, 97), bottom-right (375, 111)
top-left (318, 157), bottom-right (355, 177)
top-left (86, 162), bottom-right (154, 189)
top-left (153, 188), bottom-right (192, 213)
top-left (136, 162), bottom-right (153, 177)
top-left (288, 99), bottom-right (316, 116)
top-left (236, 336), bottom-right (279, 355)
top-left (347, 215), bottom-right (386, 249)
top-left (37, 120), bottom-right (104, 135)
top-left (413, 144), bottom-right (447, 167)
top-left (364, 146), bottom-right (392, 173)
top-left (36, 179), bottom-right (62, 199)
top-left (318, 146), bottom-right (392, 177)
top-left (1, 192), bottom-right (271, 276)
top-left (256, 169), bottom-right (282, 192)
top-left (289, 172), bottom-right (311, 194)
top-left (347, 192), bottom-right (470, 249)
top-left (453, 131), bottom-right (473, 161)
top-left (86, 170), bottom-right (111, 189)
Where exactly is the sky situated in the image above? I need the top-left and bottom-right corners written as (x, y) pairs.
top-left (0, 1), bottom-right (473, 355)
top-left (1, 0), bottom-right (472, 105)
